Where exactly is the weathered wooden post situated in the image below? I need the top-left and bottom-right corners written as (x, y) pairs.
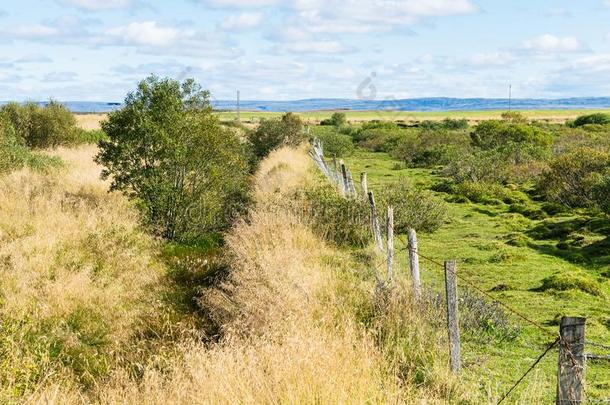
top-left (367, 191), bottom-right (384, 253)
top-left (407, 228), bottom-right (421, 298)
top-left (346, 168), bottom-right (356, 198)
top-left (360, 172), bottom-right (368, 200)
top-left (387, 207), bottom-right (394, 280)
top-left (557, 317), bottom-right (586, 405)
top-left (332, 155), bottom-right (340, 189)
top-left (444, 260), bottom-right (461, 373)
top-left (340, 161), bottom-right (349, 197)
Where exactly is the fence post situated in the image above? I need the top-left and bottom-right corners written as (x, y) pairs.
top-left (346, 168), bottom-right (356, 198)
top-left (407, 228), bottom-right (421, 298)
top-left (332, 155), bottom-right (340, 189)
top-left (557, 317), bottom-right (586, 405)
top-left (340, 161), bottom-right (349, 197)
top-left (367, 191), bottom-right (384, 253)
top-left (360, 172), bottom-right (368, 200)
top-left (387, 206), bottom-right (394, 280)
top-left (444, 260), bottom-right (461, 374)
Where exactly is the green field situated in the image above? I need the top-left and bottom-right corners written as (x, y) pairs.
top-left (216, 109), bottom-right (610, 124)
top-left (342, 149), bottom-right (610, 401)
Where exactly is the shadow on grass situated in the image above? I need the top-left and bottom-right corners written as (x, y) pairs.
top-left (526, 216), bottom-right (610, 266)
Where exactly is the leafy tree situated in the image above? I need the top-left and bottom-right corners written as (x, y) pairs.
top-left (249, 112), bottom-right (305, 159)
top-left (96, 76), bottom-right (250, 241)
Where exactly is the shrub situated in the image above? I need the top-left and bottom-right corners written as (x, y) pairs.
top-left (96, 76), bottom-right (251, 241)
top-left (295, 184), bottom-right (371, 247)
top-left (572, 113), bottom-right (610, 127)
top-left (249, 112), bottom-right (305, 159)
top-left (537, 148), bottom-right (610, 208)
top-left (0, 117), bottom-right (60, 173)
top-left (391, 129), bottom-right (469, 167)
top-left (420, 118), bottom-right (468, 130)
top-left (0, 101), bottom-right (80, 148)
top-left (377, 181), bottom-right (447, 233)
top-left (316, 129), bottom-right (354, 157)
top-left (501, 111), bottom-right (528, 124)
top-left (444, 149), bottom-right (510, 185)
top-left (320, 112), bottom-right (347, 127)
top-left (471, 120), bottom-right (552, 157)
top-left (353, 122), bottom-right (406, 153)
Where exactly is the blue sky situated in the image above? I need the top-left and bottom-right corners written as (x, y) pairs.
top-left (1, 0), bottom-right (610, 101)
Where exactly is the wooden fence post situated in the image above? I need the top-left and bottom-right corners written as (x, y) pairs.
top-left (387, 207), bottom-right (394, 280)
top-left (360, 172), bottom-right (368, 200)
top-left (346, 168), bottom-right (356, 198)
top-left (367, 191), bottom-right (384, 253)
top-left (444, 260), bottom-right (461, 374)
top-left (340, 161), bottom-right (349, 197)
top-left (407, 228), bottom-right (421, 298)
top-left (557, 317), bottom-right (586, 405)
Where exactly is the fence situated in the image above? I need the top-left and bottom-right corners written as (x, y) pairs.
top-left (309, 140), bottom-right (610, 404)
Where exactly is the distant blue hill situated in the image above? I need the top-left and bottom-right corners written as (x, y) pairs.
top-left (3, 97), bottom-right (610, 113)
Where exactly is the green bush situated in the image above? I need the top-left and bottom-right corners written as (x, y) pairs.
top-left (320, 112), bottom-right (347, 127)
top-left (444, 149), bottom-right (510, 185)
top-left (420, 118), bottom-right (468, 130)
top-left (471, 120), bottom-right (552, 155)
top-left (391, 129), bottom-right (469, 167)
top-left (377, 181), bottom-right (446, 233)
top-left (96, 76), bottom-right (251, 241)
top-left (0, 117), bottom-right (61, 173)
top-left (537, 148), bottom-right (610, 208)
top-left (316, 129), bottom-right (354, 157)
top-left (0, 101), bottom-right (81, 148)
top-left (296, 184), bottom-right (371, 247)
top-left (501, 111), bottom-right (528, 124)
top-left (249, 112), bottom-right (305, 159)
top-left (572, 113), bottom-right (610, 127)
top-left (352, 121), bottom-right (406, 152)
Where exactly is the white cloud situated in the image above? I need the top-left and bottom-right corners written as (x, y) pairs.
top-left (2, 15), bottom-right (96, 41)
top-left (10, 25), bottom-right (60, 39)
top-left (16, 54), bottom-right (53, 63)
top-left (280, 40), bottom-right (352, 54)
top-left (44, 71), bottom-right (78, 82)
top-left (220, 12), bottom-right (263, 30)
top-left (106, 21), bottom-right (182, 47)
top-left (57, 0), bottom-right (134, 10)
top-left (470, 51), bottom-right (515, 66)
top-left (207, 0), bottom-right (280, 6)
top-left (522, 34), bottom-right (585, 53)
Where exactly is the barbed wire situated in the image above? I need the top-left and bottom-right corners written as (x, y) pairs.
top-left (396, 235), bottom-right (556, 338)
top-left (586, 341), bottom-right (610, 351)
top-left (497, 337), bottom-right (560, 404)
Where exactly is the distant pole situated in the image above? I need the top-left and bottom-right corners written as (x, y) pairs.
top-left (237, 90), bottom-right (241, 122)
top-left (407, 228), bottom-right (421, 298)
top-left (508, 84), bottom-right (512, 112)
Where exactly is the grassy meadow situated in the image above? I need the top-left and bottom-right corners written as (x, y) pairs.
top-left (2, 91), bottom-right (610, 403)
top-left (343, 149), bottom-right (610, 400)
top-left (75, 108), bottom-right (610, 131)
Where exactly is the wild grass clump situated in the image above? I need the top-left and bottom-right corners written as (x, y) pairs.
top-left (572, 113), bottom-right (610, 127)
top-left (539, 271), bottom-right (603, 296)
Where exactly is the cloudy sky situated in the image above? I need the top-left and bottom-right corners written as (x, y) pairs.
top-left (1, 0), bottom-right (610, 101)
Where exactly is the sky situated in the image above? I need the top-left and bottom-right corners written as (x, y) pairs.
top-left (1, 0), bottom-right (610, 102)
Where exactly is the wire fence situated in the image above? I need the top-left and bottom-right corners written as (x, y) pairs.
top-left (308, 139), bottom-right (610, 404)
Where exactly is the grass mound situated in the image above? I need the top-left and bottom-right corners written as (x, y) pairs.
top-left (539, 271), bottom-right (603, 296)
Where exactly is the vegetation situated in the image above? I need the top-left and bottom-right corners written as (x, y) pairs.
top-left (572, 112), bottom-right (610, 127)
top-left (96, 76), bottom-right (251, 241)
top-left (248, 112), bottom-right (306, 159)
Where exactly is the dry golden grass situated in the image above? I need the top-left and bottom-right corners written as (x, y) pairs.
top-left (4, 145), bottom-right (489, 404)
top-left (0, 145), bottom-right (165, 398)
top-left (73, 114), bottom-right (107, 130)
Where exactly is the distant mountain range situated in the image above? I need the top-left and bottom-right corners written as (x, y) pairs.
top-left (3, 97), bottom-right (610, 113)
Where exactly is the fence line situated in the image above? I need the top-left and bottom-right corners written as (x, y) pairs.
top-left (308, 139), bottom-right (608, 404)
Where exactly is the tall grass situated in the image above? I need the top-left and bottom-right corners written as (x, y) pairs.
top-left (5, 146), bottom-right (480, 403)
